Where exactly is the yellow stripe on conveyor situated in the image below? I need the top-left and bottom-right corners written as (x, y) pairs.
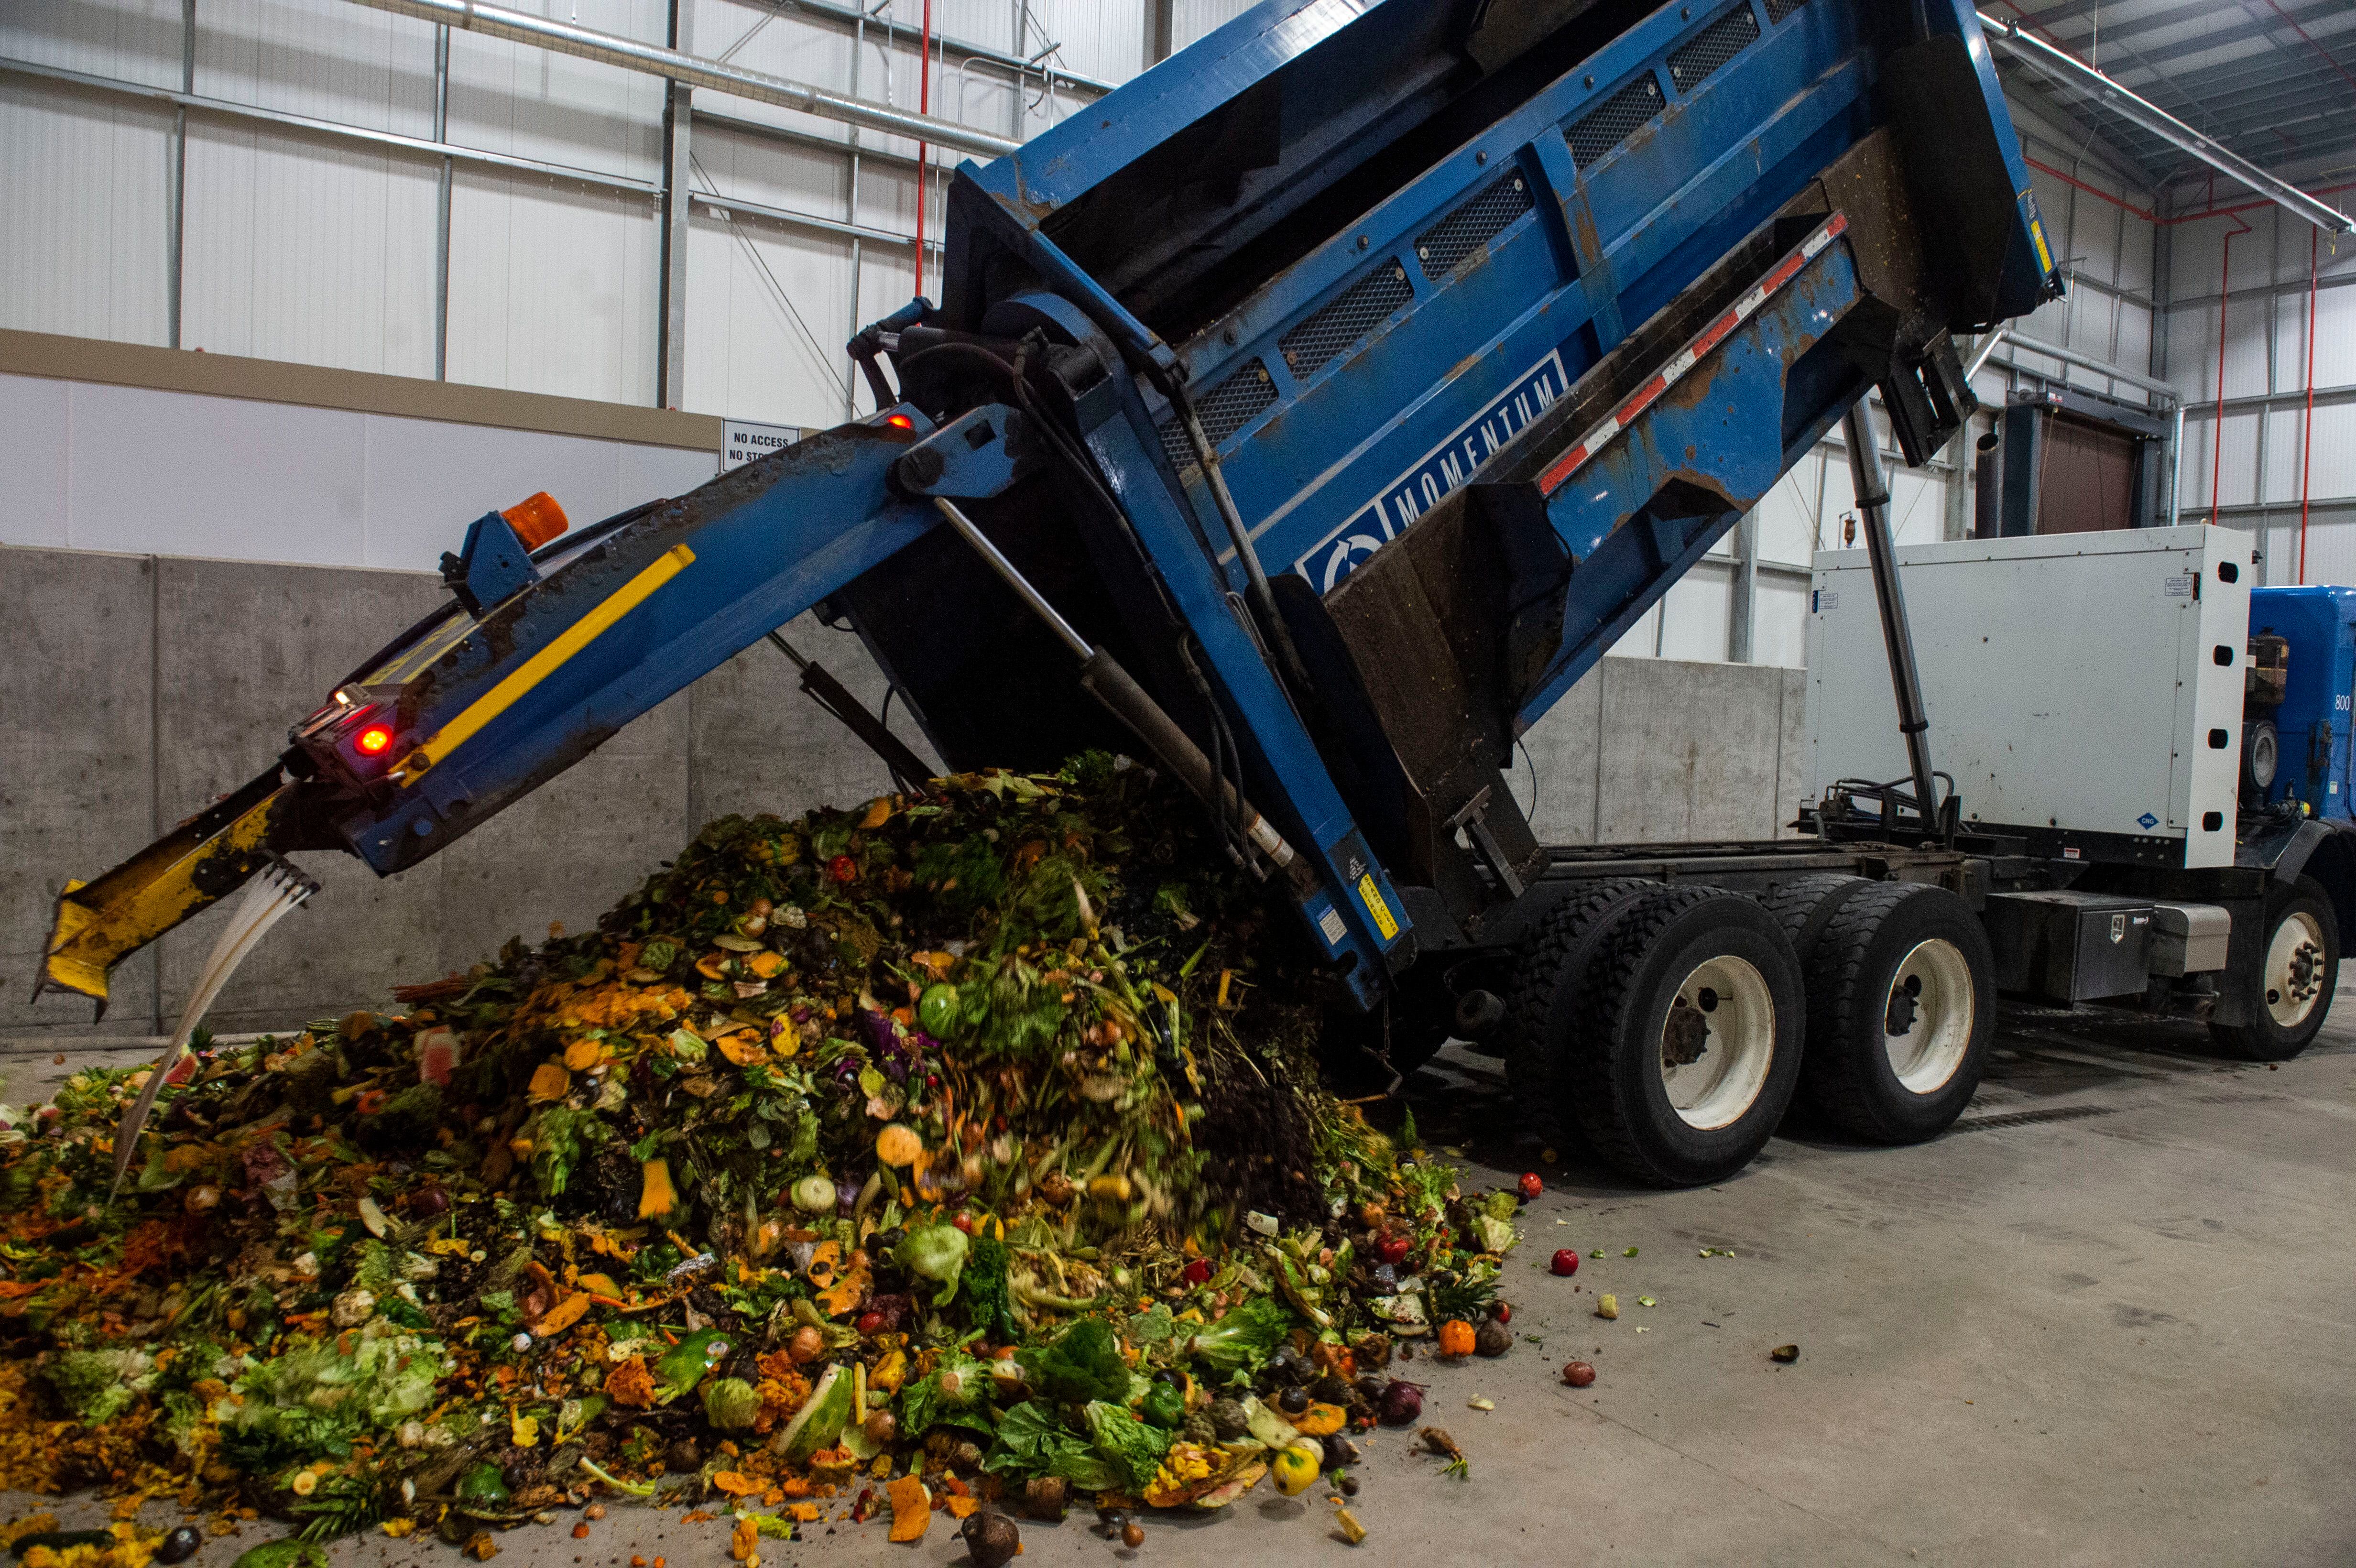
top-left (391, 543), bottom-right (695, 784)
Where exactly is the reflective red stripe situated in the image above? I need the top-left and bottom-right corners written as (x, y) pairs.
top-left (1533, 211), bottom-right (1847, 497)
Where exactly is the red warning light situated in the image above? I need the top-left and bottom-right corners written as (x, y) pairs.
top-left (356, 724), bottom-right (395, 756)
top-left (885, 412), bottom-right (916, 429)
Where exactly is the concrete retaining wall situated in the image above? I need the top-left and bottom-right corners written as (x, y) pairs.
top-left (1, 544), bottom-right (1805, 1044)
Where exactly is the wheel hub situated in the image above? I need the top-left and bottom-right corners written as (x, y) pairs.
top-left (1658, 956), bottom-right (1775, 1131)
top-left (2264, 911), bottom-right (2329, 1028)
top-left (1882, 939), bottom-right (1974, 1095)
top-left (1662, 997), bottom-right (1710, 1067)
top-left (1884, 973), bottom-right (1922, 1037)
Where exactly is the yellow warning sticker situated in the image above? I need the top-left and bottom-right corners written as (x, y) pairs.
top-left (1356, 873), bottom-right (1399, 941)
top-left (2029, 217), bottom-right (2054, 277)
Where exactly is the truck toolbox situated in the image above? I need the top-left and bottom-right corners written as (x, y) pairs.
top-left (1985, 891), bottom-right (2156, 1002)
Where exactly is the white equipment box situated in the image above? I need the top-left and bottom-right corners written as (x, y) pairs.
top-left (1804, 525), bottom-right (2251, 869)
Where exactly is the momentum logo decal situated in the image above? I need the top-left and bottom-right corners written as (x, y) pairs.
top-left (1295, 351), bottom-right (1567, 592)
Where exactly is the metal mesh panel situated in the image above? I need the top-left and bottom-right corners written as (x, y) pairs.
top-left (1567, 74), bottom-right (1665, 168)
top-left (1156, 358), bottom-right (1277, 471)
top-left (1766, 0), bottom-right (1809, 22)
top-left (1668, 4), bottom-right (1761, 94)
top-left (1157, 415), bottom-right (1195, 475)
top-left (1281, 261), bottom-right (1414, 379)
top-left (1414, 173), bottom-right (1535, 281)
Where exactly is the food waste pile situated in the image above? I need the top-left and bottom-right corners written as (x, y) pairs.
top-left (0, 757), bottom-right (1528, 1566)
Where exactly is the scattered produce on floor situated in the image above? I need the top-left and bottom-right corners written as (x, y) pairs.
top-left (0, 758), bottom-right (1528, 1558)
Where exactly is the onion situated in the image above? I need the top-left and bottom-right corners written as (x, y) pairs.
top-left (1375, 1379), bottom-right (1424, 1426)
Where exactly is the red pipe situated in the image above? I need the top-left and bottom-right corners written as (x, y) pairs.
top-left (2024, 156), bottom-right (2159, 224)
top-left (2024, 156), bottom-right (2356, 230)
top-left (914, 0), bottom-right (933, 299)
top-left (2212, 209), bottom-right (2252, 527)
top-left (2300, 226), bottom-right (2319, 581)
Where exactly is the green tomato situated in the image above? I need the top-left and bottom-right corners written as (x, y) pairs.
top-left (917, 983), bottom-right (960, 1037)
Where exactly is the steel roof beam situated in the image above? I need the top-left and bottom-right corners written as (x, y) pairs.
top-left (339, 0), bottom-right (1020, 160)
top-left (1982, 11), bottom-right (2353, 231)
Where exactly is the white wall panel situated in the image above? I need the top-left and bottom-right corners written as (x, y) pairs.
top-left (0, 80), bottom-right (174, 346)
top-left (65, 381), bottom-right (368, 562)
top-left (1754, 577), bottom-right (1808, 670)
top-left (445, 171), bottom-right (658, 403)
top-left (685, 210), bottom-right (855, 425)
top-left (359, 412), bottom-right (712, 566)
top-left (1754, 454), bottom-right (1826, 566)
top-left (1171, 0), bottom-right (1259, 54)
top-left (179, 121), bottom-right (442, 375)
top-left (446, 0), bottom-right (665, 179)
top-left (0, 371), bottom-right (715, 565)
top-left (2219, 295), bottom-right (2269, 401)
top-left (0, 374), bottom-right (72, 550)
top-left (0, 0), bottom-right (183, 86)
top-left (2314, 284), bottom-right (2356, 389)
top-left (196, 0), bottom-right (434, 135)
top-left (2308, 403), bottom-right (2356, 504)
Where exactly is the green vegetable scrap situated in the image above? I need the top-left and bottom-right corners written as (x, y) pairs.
top-left (0, 756), bottom-right (1523, 1548)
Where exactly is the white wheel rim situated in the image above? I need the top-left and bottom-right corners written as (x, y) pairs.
top-left (2264, 910), bottom-right (2327, 1028)
top-left (1881, 938), bottom-right (1974, 1094)
top-left (1658, 954), bottom-right (1775, 1130)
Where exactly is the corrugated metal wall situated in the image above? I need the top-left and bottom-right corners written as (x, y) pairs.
top-left (1, 1), bottom-right (2179, 665)
top-left (1, 0), bottom-right (1119, 421)
top-left (2164, 196), bottom-right (2356, 584)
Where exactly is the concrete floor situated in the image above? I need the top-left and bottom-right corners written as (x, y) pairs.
top-left (10, 995), bottom-right (2354, 1567)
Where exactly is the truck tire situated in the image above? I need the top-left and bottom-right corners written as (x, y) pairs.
top-left (2209, 875), bottom-right (2338, 1062)
top-left (1564, 884), bottom-right (1805, 1187)
top-left (1798, 882), bottom-right (1993, 1143)
top-left (1756, 873), bottom-right (1872, 964)
top-left (1504, 879), bottom-right (1657, 1149)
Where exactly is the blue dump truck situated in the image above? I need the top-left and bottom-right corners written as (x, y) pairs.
top-left (48, 0), bottom-right (2346, 1188)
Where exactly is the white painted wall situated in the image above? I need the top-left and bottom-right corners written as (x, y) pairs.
top-left (0, 370), bottom-right (717, 568)
top-left (1, 0), bottom-right (2183, 664)
top-left (2162, 195), bottom-right (2356, 585)
top-left (0, 0), bottom-right (1115, 425)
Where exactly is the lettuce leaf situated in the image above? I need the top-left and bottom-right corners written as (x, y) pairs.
top-left (1083, 1401), bottom-right (1172, 1492)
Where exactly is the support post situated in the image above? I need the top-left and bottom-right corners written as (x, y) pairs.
top-left (1941, 426), bottom-right (1969, 541)
top-left (433, 22), bottom-right (451, 380)
top-left (656, 0), bottom-right (692, 410)
top-left (167, 0), bottom-right (194, 348)
top-left (1842, 397), bottom-right (1943, 841)
top-left (840, 2), bottom-right (868, 418)
top-left (1726, 512), bottom-right (1756, 663)
top-left (1147, 0), bottom-right (1174, 67)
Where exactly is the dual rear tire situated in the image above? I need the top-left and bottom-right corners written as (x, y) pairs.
top-left (1508, 875), bottom-right (1994, 1186)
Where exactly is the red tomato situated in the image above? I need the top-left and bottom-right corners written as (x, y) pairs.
top-left (855, 1311), bottom-right (885, 1337)
top-left (1375, 1234), bottom-right (1412, 1266)
top-left (829, 854), bottom-right (858, 883)
top-left (1550, 1248), bottom-right (1580, 1277)
top-left (1517, 1172), bottom-right (1543, 1201)
top-left (1181, 1257), bottom-right (1212, 1285)
top-left (951, 1212), bottom-right (976, 1234)
top-left (1492, 1302), bottom-right (1512, 1325)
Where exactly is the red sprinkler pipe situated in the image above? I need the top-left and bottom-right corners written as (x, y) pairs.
top-left (914, 0), bottom-right (933, 299)
top-left (2300, 227), bottom-right (2318, 582)
top-left (2212, 208), bottom-right (2252, 527)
